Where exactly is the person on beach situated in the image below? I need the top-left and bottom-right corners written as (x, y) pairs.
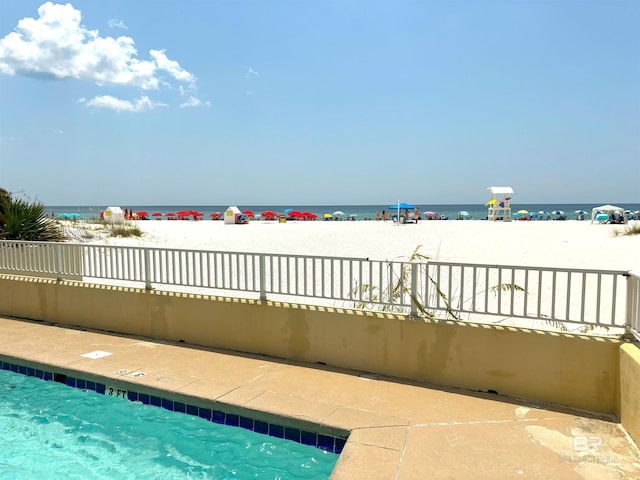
top-left (375, 211), bottom-right (380, 221)
top-left (413, 208), bottom-right (420, 223)
top-left (382, 210), bottom-right (386, 221)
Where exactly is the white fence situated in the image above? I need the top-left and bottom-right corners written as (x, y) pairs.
top-left (0, 240), bottom-right (637, 337)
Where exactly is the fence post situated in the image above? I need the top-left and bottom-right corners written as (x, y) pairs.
top-left (56, 243), bottom-right (64, 281)
top-left (625, 271), bottom-right (640, 341)
top-left (259, 254), bottom-right (267, 301)
top-left (144, 248), bottom-right (152, 290)
top-left (410, 262), bottom-right (418, 316)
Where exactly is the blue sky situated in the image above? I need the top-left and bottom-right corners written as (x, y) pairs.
top-left (0, 1), bottom-right (638, 206)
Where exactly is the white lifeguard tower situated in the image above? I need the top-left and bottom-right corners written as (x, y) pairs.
top-left (487, 187), bottom-right (513, 222)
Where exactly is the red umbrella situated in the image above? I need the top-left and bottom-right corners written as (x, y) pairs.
top-left (242, 210), bottom-right (255, 217)
top-left (152, 212), bottom-right (163, 219)
top-left (209, 212), bottom-right (222, 219)
top-left (137, 211), bottom-right (149, 219)
top-left (261, 210), bottom-right (277, 217)
top-left (302, 211), bottom-right (317, 220)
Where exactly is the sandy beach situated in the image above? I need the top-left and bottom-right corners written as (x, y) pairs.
top-left (88, 219), bottom-right (640, 273)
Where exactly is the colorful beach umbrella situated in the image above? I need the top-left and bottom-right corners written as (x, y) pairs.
top-left (552, 210), bottom-right (564, 215)
top-left (485, 199), bottom-right (497, 206)
top-left (517, 210), bottom-right (529, 215)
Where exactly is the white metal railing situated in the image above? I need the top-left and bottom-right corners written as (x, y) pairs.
top-left (0, 240), bottom-right (637, 336)
top-left (627, 271), bottom-right (640, 341)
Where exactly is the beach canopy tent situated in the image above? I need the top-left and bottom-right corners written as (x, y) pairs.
top-left (389, 202), bottom-right (416, 225)
top-left (486, 187), bottom-right (513, 222)
top-left (590, 204), bottom-right (624, 223)
top-left (104, 206), bottom-right (124, 224)
top-left (224, 206), bottom-right (241, 224)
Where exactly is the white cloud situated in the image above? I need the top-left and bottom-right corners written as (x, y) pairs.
top-left (108, 19), bottom-right (127, 30)
top-left (246, 67), bottom-right (259, 77)
top-left (180, 96), bottom-right (201, 108)
top-left (78, 95), bottom-right (166, 112)
top-left (0, 2), bottom-right (195, 93)
top-left (55, 129), bottom-right (64, 134)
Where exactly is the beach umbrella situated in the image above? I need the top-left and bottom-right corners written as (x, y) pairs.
top-left (152, 212), bottom-right (163, 218)
top-left (458, 211), bottom-right (470, 216)
top-left (261, 210), bottom-right (277, 217)
top-left (575, 210), bottom-right (587, 215)
top-left (242, 210), bottom-right (254, 217)
top-left (333, 211), bottom-right (344, 216)
top-left (323, 213), bottom-right (332, 219)
top-left (485, 199), bottom-right (497, 206)
top-left (389, 203), bottom-right (415, 210)
top-left (423, 211), bottom-right (436, 215)
top-left (348, 213), bottom-right (358, 218)
top-left (551, 210), bottom-right (564, 215)
top-left (517, 210), bottom-right (529, 215)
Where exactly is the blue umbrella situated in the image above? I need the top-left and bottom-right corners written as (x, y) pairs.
top-left (389, 202), bottom-right (416, 210)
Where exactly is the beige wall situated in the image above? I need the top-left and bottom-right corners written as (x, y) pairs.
top-left (620, 343), bottom-right (640, 445)
top-left (0, 275), bottom-right (623, 414)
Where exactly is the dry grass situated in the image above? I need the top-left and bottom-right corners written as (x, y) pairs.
top-left (109, 224), bottom-right (143, 238)
top-left (613, 222), bottom-right (640, 237)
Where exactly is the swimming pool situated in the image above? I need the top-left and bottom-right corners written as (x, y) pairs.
top-left (0, 365), bottom-right (340, 479)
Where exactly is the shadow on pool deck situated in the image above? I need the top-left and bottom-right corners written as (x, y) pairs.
top-left (0, 316), bottom-right (638, 479)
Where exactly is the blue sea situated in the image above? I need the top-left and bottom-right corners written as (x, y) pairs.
top-left (45, 203), bottom-right (640, 222)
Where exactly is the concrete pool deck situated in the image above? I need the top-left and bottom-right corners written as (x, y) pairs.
top-left (0, 315), bottom-right (639, 479)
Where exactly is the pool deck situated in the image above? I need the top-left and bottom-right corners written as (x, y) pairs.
top-left (1, 316), bottom-right (639, 479)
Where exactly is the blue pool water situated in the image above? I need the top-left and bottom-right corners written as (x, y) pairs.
top-left (0, 369), bottom-right (338, 479)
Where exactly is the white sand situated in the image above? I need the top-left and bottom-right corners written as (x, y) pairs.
top-left (89, 219), bottom-right (639, 272)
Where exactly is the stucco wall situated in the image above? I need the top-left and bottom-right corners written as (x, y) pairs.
top-left (620, 343), bottom-right (640, 445)
top-left (0, 275), bottom-right (622, 414)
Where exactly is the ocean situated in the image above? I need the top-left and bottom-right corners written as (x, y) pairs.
top-left (45, 203), bottom-right (640, 222)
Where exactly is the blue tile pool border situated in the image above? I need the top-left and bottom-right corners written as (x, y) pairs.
top-left (0, 359), bottom-right (346, 454)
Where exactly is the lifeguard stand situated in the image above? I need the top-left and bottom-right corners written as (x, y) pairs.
top-left (487, 187), bottom-right (513, 222)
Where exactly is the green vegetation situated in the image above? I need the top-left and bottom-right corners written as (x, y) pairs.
top-left (613, 223), bottom-right (640, 237)
top-left (0, 188), bottom-right (65, 241)
top-left (109, 224), bottom-right (143, 238)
